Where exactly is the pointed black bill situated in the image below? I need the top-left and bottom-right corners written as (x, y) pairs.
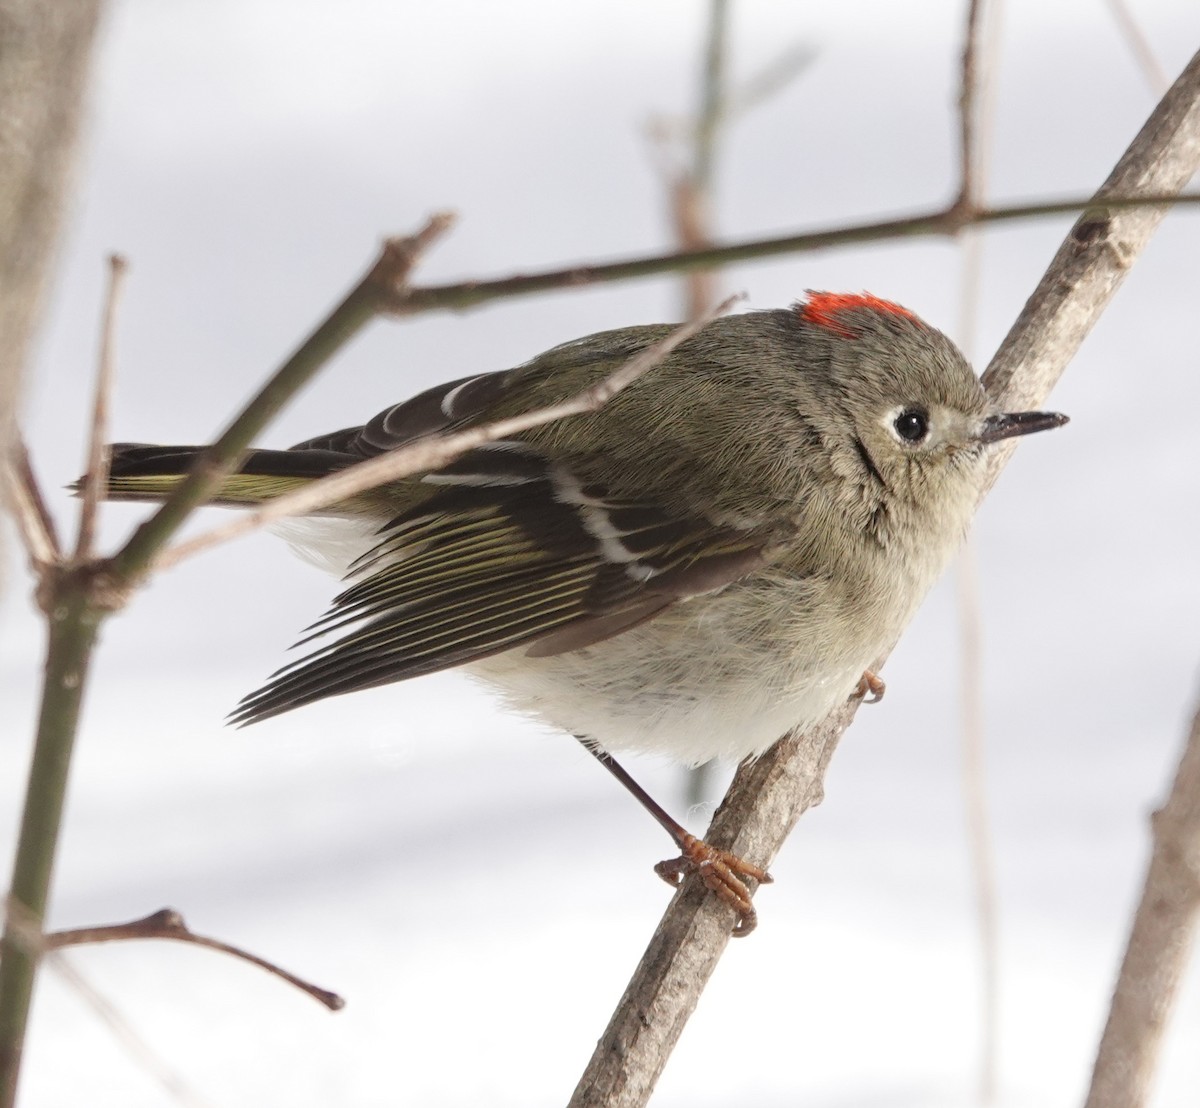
top-left (977, 410), bottom-right (1069, 444)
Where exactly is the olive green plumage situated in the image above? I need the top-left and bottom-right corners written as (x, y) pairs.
top-left (101, 296), bottom-right (1065, 761)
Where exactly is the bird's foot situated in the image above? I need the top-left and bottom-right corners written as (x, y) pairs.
top-left (654, 832), bottom-right (773, 937)
top-left (852, 669), bottom-right (886, 704)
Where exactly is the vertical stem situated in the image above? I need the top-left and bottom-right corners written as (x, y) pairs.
top-left (0, 577), bottom-right (103, 1108)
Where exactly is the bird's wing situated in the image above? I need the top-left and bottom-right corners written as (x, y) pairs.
top-left (287, 323), bottom-right (676, 458)
top-left (288, 369), bottom-right (515, 458)
top-left (231, 440), bottom-right (773, 724)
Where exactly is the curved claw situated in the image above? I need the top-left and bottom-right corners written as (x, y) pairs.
top-left (654, 833), bottom-right (772, 937)
top-left (852, 669), bottom-right (886, 704)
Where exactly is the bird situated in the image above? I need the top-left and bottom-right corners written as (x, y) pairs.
top-left (94, 292), bottom-right (1068, 934)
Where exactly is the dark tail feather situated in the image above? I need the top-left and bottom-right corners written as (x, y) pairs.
top-left (87, 443), bottom-right (355, 505)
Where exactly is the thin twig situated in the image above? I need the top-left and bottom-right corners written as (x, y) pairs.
top-left (151, 294), bottom-right (743, 575)
top-left (1, 438), bottom-right (61, 568)
top-left (46, 950), bottom-right (215, 1108)
top-left (723, 42), bottom-right (816, 123)
top-left (1083, 687), bottom-right (1200, 1108)
top-left (74, 254), bottom-right (127, 560)
top-left (105, 212), bottom-right (456, 587)
top-left (567, 44), bottom-right (1200, 1108)
top-left (1105, 0), bottom-right (1170, 97)
top-left (670, 0), bottom-right (730, 322)
top-left (674, 0), bottom-right (731, 807)
top-left (957, 0), bottom-right (987, 209)
top-left (48, 908), bottom-right (344, 1011)
top-left (953, 1), bottom-right (1004, 1101)
top-left (391, 192), bottom-right (1200, 315)
top-left (956, 543), bottom-right (1000, 1105)
top-left (0, 901), bottom-right (216, 1108)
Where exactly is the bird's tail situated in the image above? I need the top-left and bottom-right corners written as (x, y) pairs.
top-left (82, 443), bottom-right (355, 507)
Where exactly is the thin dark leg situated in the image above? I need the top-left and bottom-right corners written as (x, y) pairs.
top-left (575, 736), bottom-right (691, 847)
top-left (574, 735), bottom-right (773, 937)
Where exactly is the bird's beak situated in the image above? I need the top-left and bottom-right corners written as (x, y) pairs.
top-left (976, 410), bottom-right (1069, 444)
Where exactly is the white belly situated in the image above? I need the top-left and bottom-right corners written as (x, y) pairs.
top-left (468, 583), bottom-right (873, 765)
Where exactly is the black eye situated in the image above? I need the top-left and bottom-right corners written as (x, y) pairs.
top-left (893, 408), bottom-right (929, 444)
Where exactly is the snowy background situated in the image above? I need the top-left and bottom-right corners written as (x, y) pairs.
top-left (3, 1), bottom-right (1200, 1105)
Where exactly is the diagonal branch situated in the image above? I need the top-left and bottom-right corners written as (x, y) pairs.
top-left (105, 213), bottom-right (456, 587)
top-left (1, 437), bottom-right (61, 570)
top-left (1083, 686), bottom-right (1200, 1108)
top-left (149, 294), bottom-right (742, 575)
top-left (567, 44), bottom-right (1200, 1108)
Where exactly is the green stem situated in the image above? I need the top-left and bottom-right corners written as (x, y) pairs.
top-left (108, 284), bottom-right (380, 584)
top-left (0, 576), bottom-right (103, 1108)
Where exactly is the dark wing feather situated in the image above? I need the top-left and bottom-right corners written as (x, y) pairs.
top-left (231, 442), bottom-right (772, 724)
top-left (288, 370), bottom-right (512, 458)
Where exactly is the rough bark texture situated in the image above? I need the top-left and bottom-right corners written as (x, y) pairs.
top-left (1084, 695), bottom-right (1200, 1108)
top-left (569, 46), bottom-right (1200, 1108)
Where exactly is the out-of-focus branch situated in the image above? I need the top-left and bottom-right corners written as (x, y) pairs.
top-left (1, 440), bottom-right (61, 570)
top-left (568, 45), bottom-right (1200, 1108)
top-left (1084, 689), bottom-right (1200, 1108)
top-left (952, 1), bottom-right (1004, 1102)
top-left (956, 0), bottom-right (987, 210)
top-left (73, 255), bottom-right (127, 560)
top-left (0, 0), bottom-right (106, 593)
top-left (1104, 0), bottom-right (1170, 96)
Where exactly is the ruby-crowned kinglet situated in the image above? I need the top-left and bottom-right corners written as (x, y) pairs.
top-left (100, 292), bottom-right (1067, 933)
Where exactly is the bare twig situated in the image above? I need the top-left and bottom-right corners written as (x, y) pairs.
top-left (670, 0), bottom-right (729, 322)
top-left (956, 543), bottom-right (1000, 1104)
top-left (1083, 688), bottom-right (1200, 1108)
top-left (394, 192), bottom-right (1200, 315)
top-left (74, 253), bottom-right (127, 560)
top-left (1105, 0), bottom-right (1170, 96)
top-left (151, 294), bottom-right (742, 574)
top-left (953, 2), bottom-right (1004, 1101)
top-left (723, 42), bottom-right (816, 122)
top-left (568, 45), bottom-right (1200, 1108)
top-left (46, 950), bottom-right (214, 1108)
top-left (105, 212), bottom-right (456, 587)
top-left (957, 0), bottom-right (987, 210)
top-left (1, 900), bottom-right (215, 1108)
top-left (0, 214), bottom-right (458, 1108)
top-left (0, 0), bottom-right (106, 593)
top-left (1, 438), bottom-right (61, 568)
top-left (48, 908), bottom-right (344, 1011)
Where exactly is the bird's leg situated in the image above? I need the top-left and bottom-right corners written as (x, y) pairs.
top-left (576, 737), bottom-right (773, 937)
top-left (853, 669), bottom-right (886, 704)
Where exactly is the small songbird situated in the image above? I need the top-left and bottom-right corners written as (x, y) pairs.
top-left (98, 293), bottom-right (1067, 933)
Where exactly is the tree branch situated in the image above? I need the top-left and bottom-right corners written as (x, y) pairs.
top-left (1083, 687), bottom-right (1200, 1108)
top-left (149, 294), bottom-right (742, 574)
top-left (568, 44), bottom-right (1200, 1108)
top-left (391, 192), bottom-right (1200, 315)
top-left (0, 0), bottom-right (106, 592)
top-left (104, 212), bottom-right (456, 588)
top-left (1, 438), bottom-right (61, 570)
top-left (47, 908), bottom-right (344, 1012)
top-left (73, 254), bottom-right (127, 561)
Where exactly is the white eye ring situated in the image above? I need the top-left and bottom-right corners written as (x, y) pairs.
top-left (888, 406), bottom-right (930, 445)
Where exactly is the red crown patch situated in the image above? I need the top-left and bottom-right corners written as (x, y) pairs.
top-left (798, 292), bottom-right (918, 338)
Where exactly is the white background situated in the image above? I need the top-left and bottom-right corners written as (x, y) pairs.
top-left (2, 1), bottom-right (1200, 1105)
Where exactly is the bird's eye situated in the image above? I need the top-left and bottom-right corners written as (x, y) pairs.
top-left (892, 408), bottom-right (929, 444)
